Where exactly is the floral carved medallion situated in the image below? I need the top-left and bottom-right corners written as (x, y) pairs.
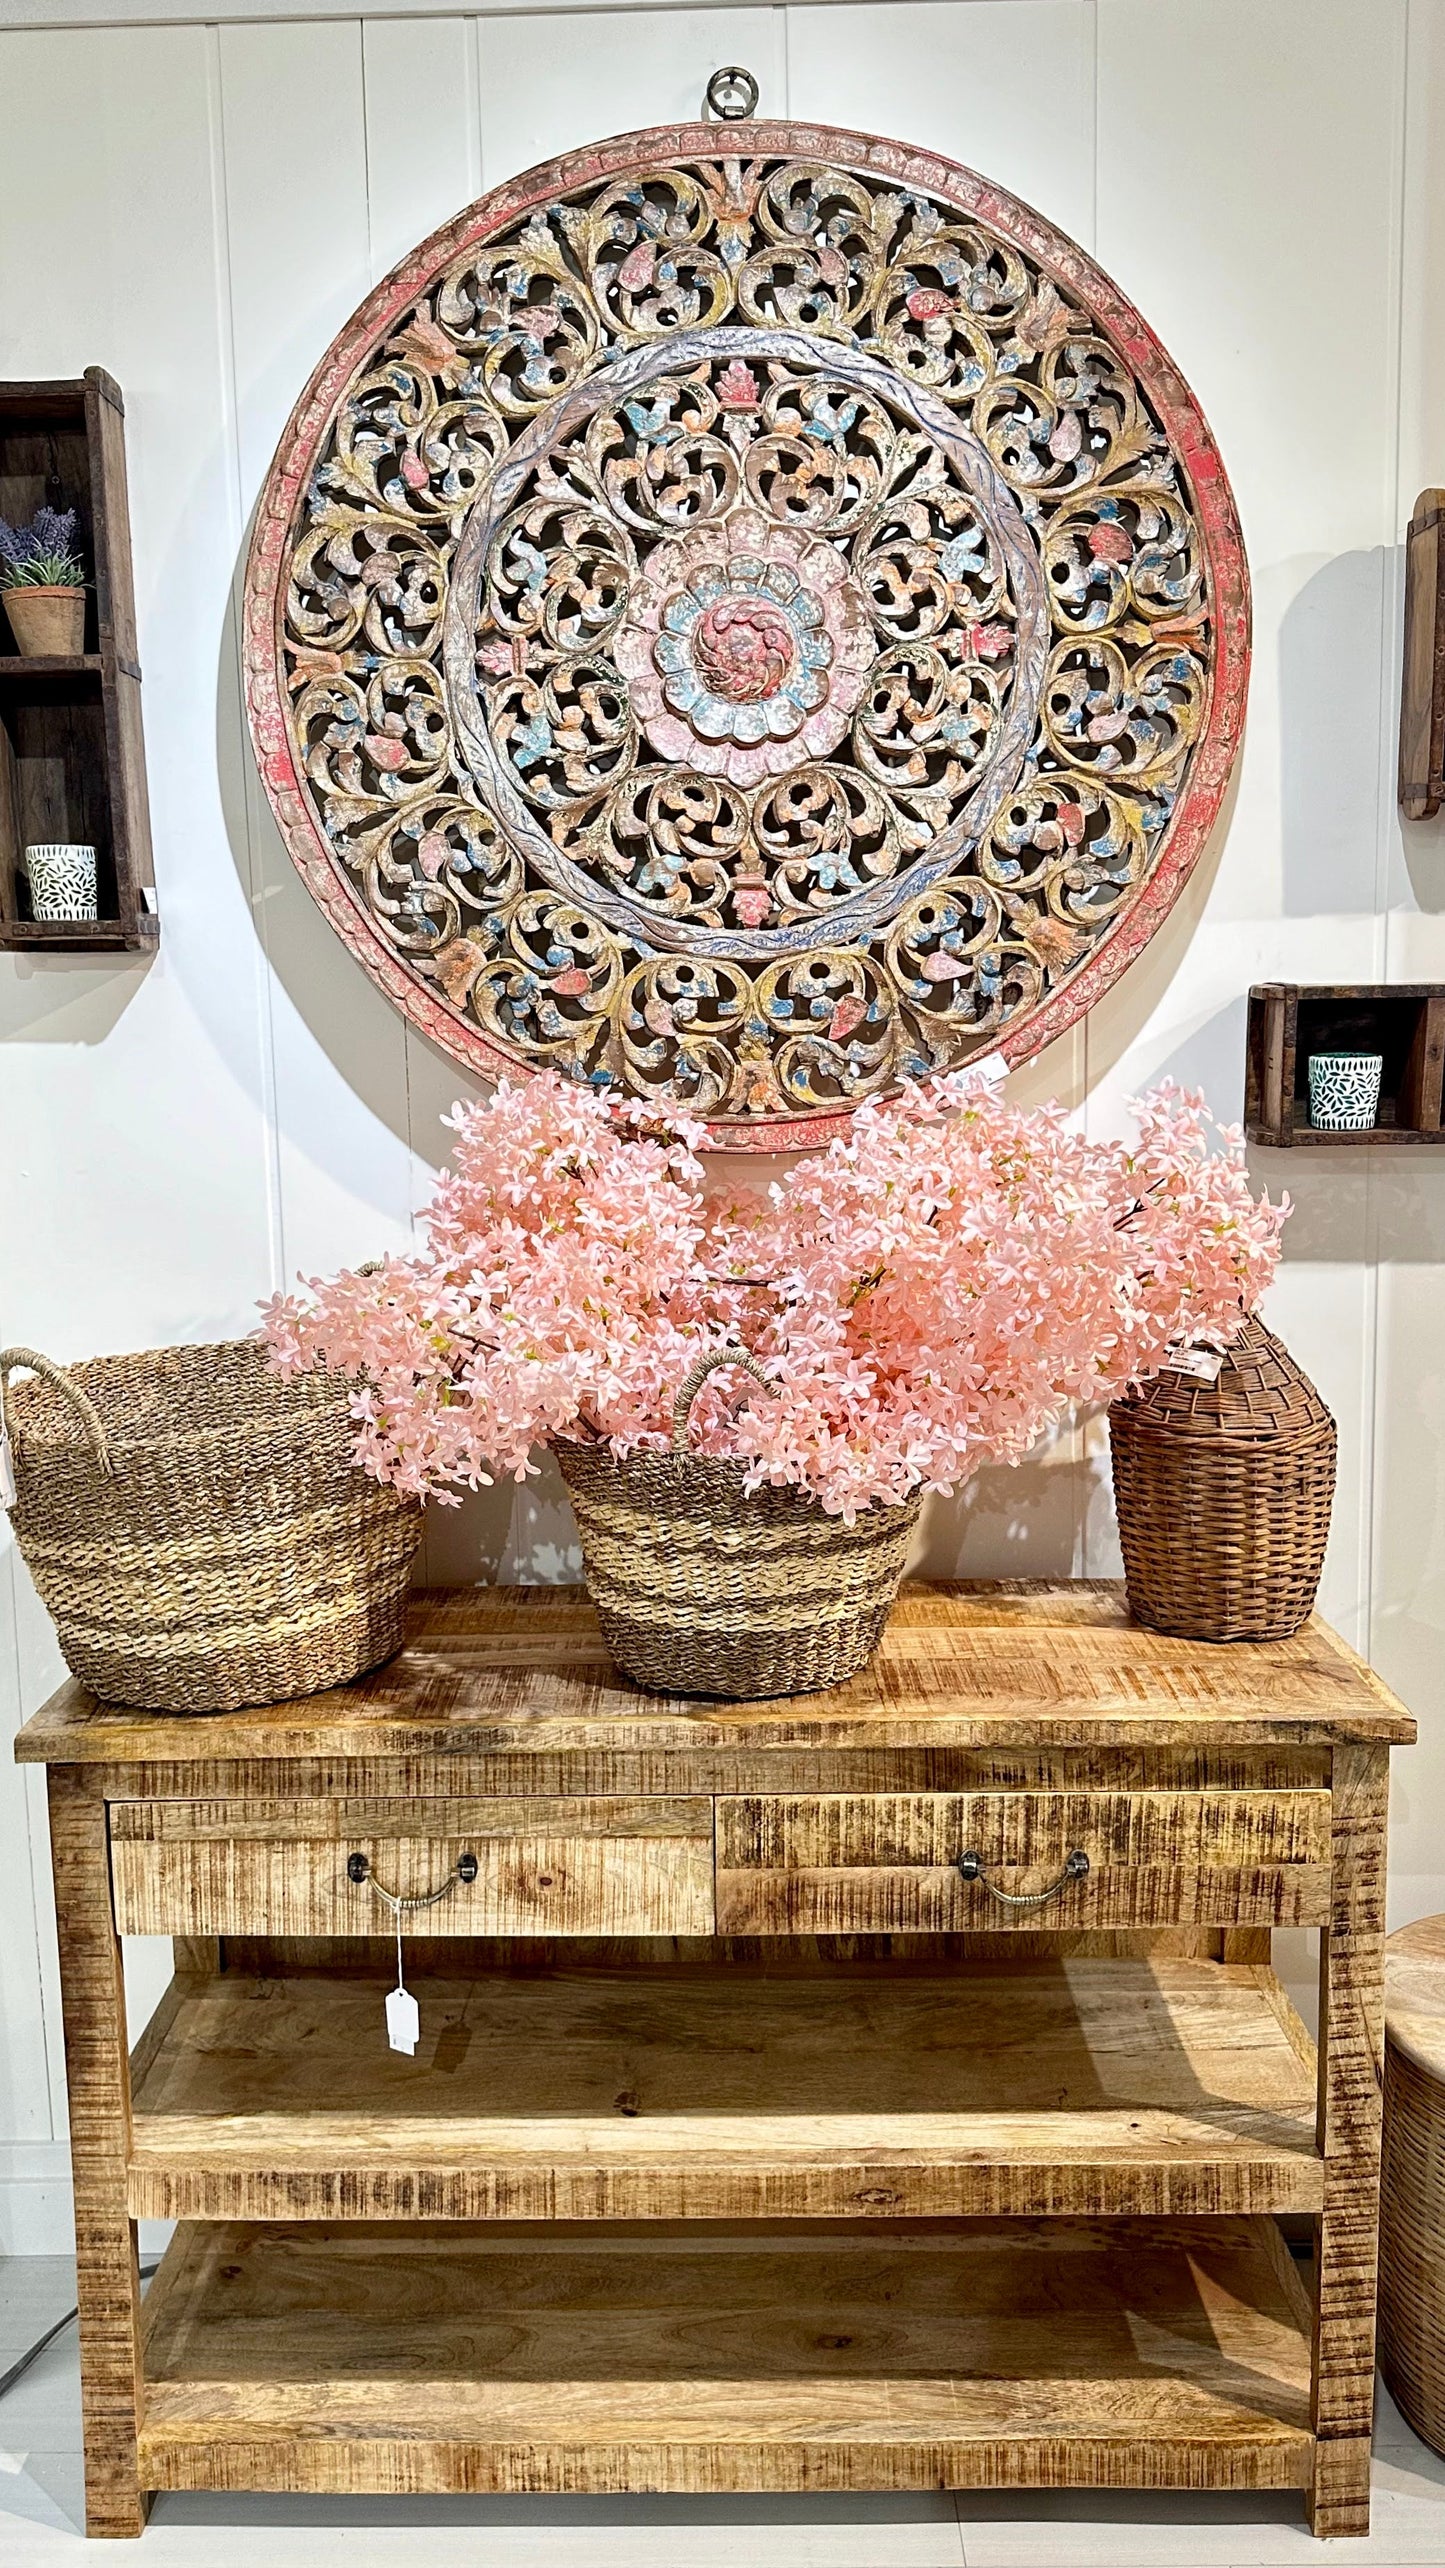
top-left (244, 121), bottom-right (1249, 1145)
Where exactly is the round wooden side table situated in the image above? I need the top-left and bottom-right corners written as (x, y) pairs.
top-left (1381, 1914), bottom-right (1445, 2455)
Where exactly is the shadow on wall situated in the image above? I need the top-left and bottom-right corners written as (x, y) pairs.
top-left (1149, 992), bottom-right (1249, 1116)
top-left (415, 1452), bottom-right (1095, 1585)
top-left (0, 949), bottom-right (149, 1048)
top-left (1243, 1132), bottom-right (1445, 1266)
top-left (1280, 545), bottom-right (1399, 917)
top-left (417, 1439), bottom-right (1109, 1589)
top-left (910, 1437), bottom-right (1081, 1583)
top-left (1073, 755), bottom-right (1240, 1099)
top-left (1401, 800), bottom-right (1445, 913)
top-left (217, 552), bottom-right (475, 1167)
top-left (1280, 539), bottom-right (1445, 919)
top-left (421, 1450), bottom-right (581, 1587)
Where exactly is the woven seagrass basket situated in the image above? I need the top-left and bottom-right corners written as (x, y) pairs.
top-left (0, 1340), bottom-right (422, 1710)
top-left (556, 1350), bottom-right (921, 1699)
top-left (1108, 1316), bottom-right (1335, 1642)
top-left (1381, 1915), bottom-right (1445, 2459)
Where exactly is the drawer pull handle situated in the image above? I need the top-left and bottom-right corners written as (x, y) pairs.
top-left (954, 1848), bottom-right (1090, 1908)
top-left (346, 1851), bottom-right (479, 1906)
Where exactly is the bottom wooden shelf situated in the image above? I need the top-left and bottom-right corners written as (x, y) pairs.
top-left (138, 2216), bottom-right (1315, 2497)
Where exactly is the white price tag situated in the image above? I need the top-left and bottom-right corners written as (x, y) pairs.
top-left (1169, 1345), bottom-right (1225, 1384)
top-left (386, 1985), bottom-right (420, 2055)
top-left (0, 1429), bottom-right (15, 1511)
top-left (963, 1050), bottom-right (1008, 1089)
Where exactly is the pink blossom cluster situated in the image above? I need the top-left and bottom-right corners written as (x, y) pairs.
top-left (262, 1068), bottom-right (1287, 1519)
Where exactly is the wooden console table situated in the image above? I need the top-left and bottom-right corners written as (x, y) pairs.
top-left (15, 1581), bottom-right (1415, 2540)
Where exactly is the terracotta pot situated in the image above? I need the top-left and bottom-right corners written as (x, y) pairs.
top-left (2, 587), bottom-right (86, 657)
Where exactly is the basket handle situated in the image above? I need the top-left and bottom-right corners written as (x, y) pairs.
top-left (671, 1348), bottom-right (776, 1455)
top-left (0, 1348), bottom-right (114, 1478)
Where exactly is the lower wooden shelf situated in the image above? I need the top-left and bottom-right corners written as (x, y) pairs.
top-left (136, 2215), bottom-right (1315, 2496)
top-left (1, 912), bottom-right (156, 951)
top-left (128, 1953), bottom-right (1321, 2222)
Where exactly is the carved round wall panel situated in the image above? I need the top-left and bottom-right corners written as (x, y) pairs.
top-left (244, 120), bottom-right (1250, 1146)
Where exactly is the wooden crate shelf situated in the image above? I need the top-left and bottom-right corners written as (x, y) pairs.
top-left (0, 370), bottom-right (156, 952)
top-left (128, 1952), bottom-right (1322, 2224)
top-left (136, 2214), bottom-right (1315, 2498)
top-left (1247, 982), bottom-right (1445, 1144)
top-left (1400, 488), bottom-right (1445, 817)
top-left (0, 653), bottom-right (103, 680)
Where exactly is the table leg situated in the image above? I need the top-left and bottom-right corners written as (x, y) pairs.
top-left (1308, 1742), bottom-right (1389, 2538)
top-left (46, 1766), bottom-right (148, 2537)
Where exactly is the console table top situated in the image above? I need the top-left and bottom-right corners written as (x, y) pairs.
top-left (15, 1579), bottom-right (1416, 1765)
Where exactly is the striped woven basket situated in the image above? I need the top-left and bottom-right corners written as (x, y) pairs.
top-left (556, 1349), bottom-right (921, 1700)
top-left (0, 1340), bottom-right (422, 1711)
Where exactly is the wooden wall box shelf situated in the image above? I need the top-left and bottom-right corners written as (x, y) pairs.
top-left (1400, 487), bottom-right (1445, 817)
top-left (1247, 983), bottom-right (1445, 1144)
top-left (16, 1581), bottom-right (1415, 2539)
top-left (0, 372), bottom-right (156, 952)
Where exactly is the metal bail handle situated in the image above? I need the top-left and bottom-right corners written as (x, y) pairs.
top-left (347, 1851), bottom-right (479, 1903)
top-left (705, 64), bottom-right (759, 120)
top-left (954, 1848), bottom-right (1090, 1909)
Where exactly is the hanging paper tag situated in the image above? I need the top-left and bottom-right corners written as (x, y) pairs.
top-left (1169, 1346), bottom-right (1224, 1384)
top-left (0, 1428), bottom-right (16, 1511)
top-left (963, 1050), bottom-right (1008, 1089)
top-left (385, 1985), bottom-right (420, 2055)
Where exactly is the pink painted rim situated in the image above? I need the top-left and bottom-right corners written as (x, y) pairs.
top-left (243, 119), bottom-right (1252, 1153)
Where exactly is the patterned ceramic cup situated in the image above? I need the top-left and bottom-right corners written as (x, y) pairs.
top-left (25, 843), bottom-right (98, 922)
top-left (1308, 1050), bottom-right (1383, 1131)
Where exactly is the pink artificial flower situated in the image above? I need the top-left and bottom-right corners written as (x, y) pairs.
top-left (261, 1070), bottom-right (1286, 1518)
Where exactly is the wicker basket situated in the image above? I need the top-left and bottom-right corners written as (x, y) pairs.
top-left (556, 1350), bottom-right (921, 1699)
top-left (1381, 1915), bottom-right (1445, 2458)
top-left (0, 1340), bottom-right (422, 1710)
top-left (1108, 1316), bottom-right (1335, 1642)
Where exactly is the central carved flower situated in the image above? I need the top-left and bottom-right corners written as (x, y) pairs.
top-left (651, 555), bottom-right (832, 750)
top-left (693, 594), bottom-right (797, 703)
top-left (614, 507), bottom-right (876, 789)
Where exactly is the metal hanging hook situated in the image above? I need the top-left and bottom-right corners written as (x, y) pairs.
top-left (705, 65), bottom-right (759, 121)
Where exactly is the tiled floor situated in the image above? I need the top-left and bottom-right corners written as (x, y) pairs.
top-left (3, 2259), bottom-right (1444, 2566)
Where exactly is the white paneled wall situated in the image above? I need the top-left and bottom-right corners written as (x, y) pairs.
top-left (1, 0), bottom-right (1443, 2246)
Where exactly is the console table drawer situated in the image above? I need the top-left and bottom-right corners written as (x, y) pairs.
top-left (108, 1797), bottom-right (716, 1937)
top-left (714, 1791), bottom-right (1332, 1933)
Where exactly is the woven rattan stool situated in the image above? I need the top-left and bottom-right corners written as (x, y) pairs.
top-left (1381, 1915), bottom-right (1445, 2456)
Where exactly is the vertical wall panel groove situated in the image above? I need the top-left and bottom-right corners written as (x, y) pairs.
top-left (218, 17), bottom-right (417, 1286)
top-left (208, 16), bottom-right (287, 1300)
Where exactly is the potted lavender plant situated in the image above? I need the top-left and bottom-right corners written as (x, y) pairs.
top-left (0, 508), bottom-right (87, 657)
